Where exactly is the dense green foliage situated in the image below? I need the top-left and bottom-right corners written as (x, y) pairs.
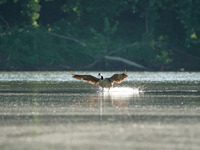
top-left (0, 0), bottom-right (200, 71)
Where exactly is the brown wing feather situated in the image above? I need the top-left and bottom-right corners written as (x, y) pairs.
top-left (72, 74), bottom-right (99, 85)
top-left (108, 70), bottom-right (128, 83)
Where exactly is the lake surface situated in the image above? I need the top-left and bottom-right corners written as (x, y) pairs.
top-left (0, 71), bottom-right (200, 150)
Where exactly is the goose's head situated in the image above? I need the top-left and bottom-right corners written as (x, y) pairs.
top-left (98, 73), bottom-right (102, 76)
top-left (98, 73), bottom-right (104, 80)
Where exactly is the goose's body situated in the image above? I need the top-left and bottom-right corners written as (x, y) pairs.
top-left (71, 70), bottom-right (128, 91)
top-left (98, 75), bottom-right (113, 88)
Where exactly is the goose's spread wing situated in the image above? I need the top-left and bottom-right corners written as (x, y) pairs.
top-left (108, 70), bottom-right (128, 83)
top-left (72, 74), bottom-right (99, 85)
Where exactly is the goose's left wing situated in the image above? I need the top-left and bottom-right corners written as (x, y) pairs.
top-left (108, 70), bottom-right (128, 83)
top-left (72, 74), bottom-right (100, 85)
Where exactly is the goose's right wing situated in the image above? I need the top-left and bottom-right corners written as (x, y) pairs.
top-left (108, 70), bottom-right (128, 83)
top-left (72, 74), bottom-right (100, 85)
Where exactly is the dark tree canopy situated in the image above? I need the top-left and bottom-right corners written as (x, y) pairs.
top-left (0, 0), bottom-right (200, 71)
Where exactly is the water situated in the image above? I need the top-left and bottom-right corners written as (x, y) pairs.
top-left (0, 71), bottom-right (200, 150)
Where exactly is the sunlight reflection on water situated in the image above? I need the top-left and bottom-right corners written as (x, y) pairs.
top-left (0, 71), bottom-right (200, 83)
top-left (98, 87), bottom-right (140, 98)
top-left (109, 87), bottom-right (140, 93)
top-left (1, 71), bottom-right (200, 150)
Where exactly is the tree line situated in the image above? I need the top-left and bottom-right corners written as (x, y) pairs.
top-left (0, 0), bottom-right (200, 71)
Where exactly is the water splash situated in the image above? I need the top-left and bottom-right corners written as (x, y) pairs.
top-left (98, 87), bottom-right (140, 98)
top-left (109, 87), bottom-right (140, 93)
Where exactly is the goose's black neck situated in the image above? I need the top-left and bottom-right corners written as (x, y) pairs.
top-left (100, 75), bottom-right (104, 80)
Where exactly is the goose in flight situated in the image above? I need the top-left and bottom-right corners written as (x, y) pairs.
top-left (71, 70), bottom-right (128, 91)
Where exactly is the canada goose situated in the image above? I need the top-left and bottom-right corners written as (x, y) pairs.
top-left (71, 70), bottom-right (128, 91)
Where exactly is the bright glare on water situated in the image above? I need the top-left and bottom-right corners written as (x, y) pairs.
top-left (99, 87), bottom-right (140, 97)
top-left (110, 87), bottom-right (140, 93)
top-left (0, 71), bottom-right (200, 150)
top-left (0, 71), bottom-right (200, 83)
